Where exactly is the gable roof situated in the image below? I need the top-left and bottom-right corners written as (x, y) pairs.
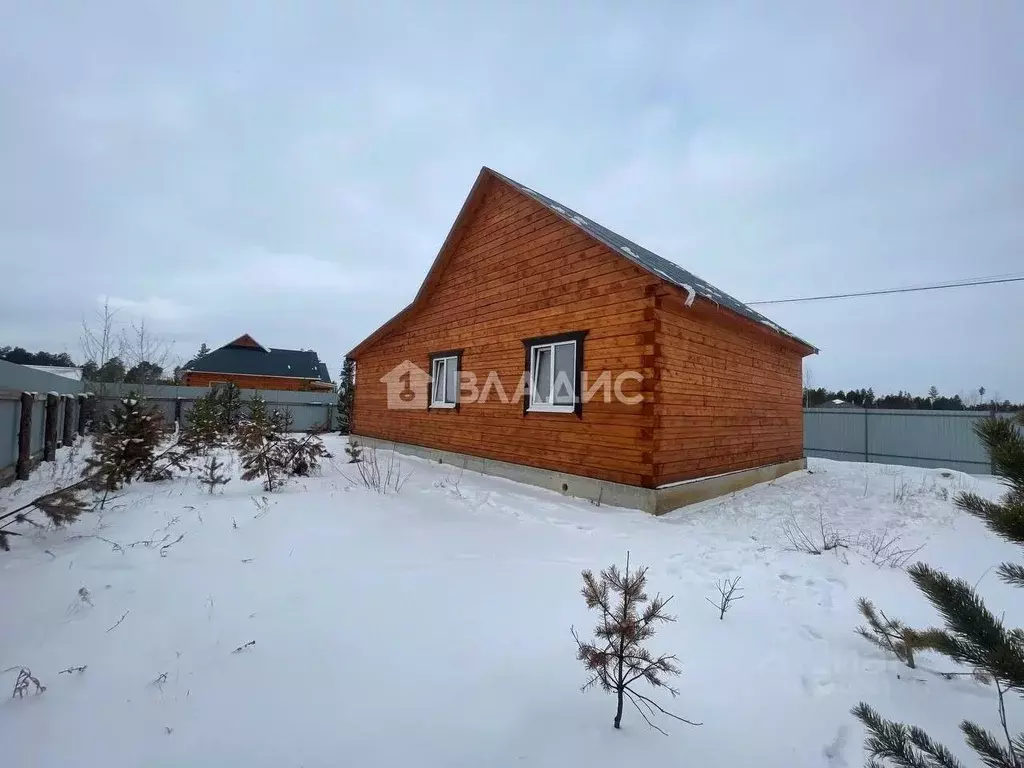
top-left (349, 167), bottom-right (816, 357)
top-left (183, 336), bottom-right (331, 382)
top-left (224, 333), bottom-right (269, 352)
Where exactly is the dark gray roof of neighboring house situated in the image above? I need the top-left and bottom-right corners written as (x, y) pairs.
top-left (489, 169), bottom-right (814, 350)
top-left (183, 347), bottom-right (332, 382)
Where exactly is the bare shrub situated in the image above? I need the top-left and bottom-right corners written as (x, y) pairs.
top-left (571, 553), bottom-right (701, 734)
top-left (706, 576), bottom-right (744, 620)
top-left (855, 597), bottom-right (921, 668)
top-left (860, 527), bottom-right (924, 569)
top-left (434, 461), bottom-right (467, 499)
top-left (892, 474), bottom-right (910, 504)
top-left (781, 512), bottom-right (850, 556)
top-left (346, 447), bottom-right (410, 495)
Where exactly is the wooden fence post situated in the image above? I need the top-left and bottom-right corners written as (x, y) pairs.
top-left (62, 395), bottom-right (76, 445)
top-left (16, 393), bottom-right (34, 480)
top-left (174, 398), bottom-right (182, 425)
top-left (44, 393), bottom-right (60, 461)
top-left (77, 394), bottom-right (88, 435)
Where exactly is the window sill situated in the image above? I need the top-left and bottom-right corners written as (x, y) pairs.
top-left (430, 402), bottom-right (458, 409)
top-left (527, 404), bottom-right (576, 414)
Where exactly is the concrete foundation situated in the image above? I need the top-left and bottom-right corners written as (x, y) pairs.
top-left (350, 434), bottom-right (806, 514)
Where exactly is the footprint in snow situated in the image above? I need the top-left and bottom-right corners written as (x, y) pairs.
top-left (823, 725), bottom-right (849, 766)
top-left (800, 667), bottom-right (838, 697)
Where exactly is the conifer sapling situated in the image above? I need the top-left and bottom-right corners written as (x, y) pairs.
top-left (216, 383), bottom-right (243, 433)
top-left (0, 482), bottom-right (92, 551)
top-left (199, 455), bottom-right (230, 494)
top-left (283, 433), bottom-right (330, 476)
top-left (572, 552), bottom-right (700, 734)
top-left (82, 394), bottom-right (165, 495)
top-left (270, 407), bottom-right (294, 434)
top-left (345, 439), bottom-right (362, 463)
top-left (233, 394), bottom-right (284, 492)
top-left (337, 358), bottom-right (355, 434)
top-left (181, 391), bottom-right (225, 454)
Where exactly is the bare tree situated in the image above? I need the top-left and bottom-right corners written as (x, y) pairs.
top-left (571, 553), bottom-right (701, 734)
top-left (122, 318), bottom-right (173, 373)
top-left (80, 297), bottom-right (124, 370)
top-left (706, 576), bottom-right (744, 620)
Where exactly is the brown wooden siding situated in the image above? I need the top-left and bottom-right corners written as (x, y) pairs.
top-left (182, 371), bottom-right (328, 392)
top-left (352, 179), bottom-right (659, 486)
top-left (651, 285), bottom-right (805, 486)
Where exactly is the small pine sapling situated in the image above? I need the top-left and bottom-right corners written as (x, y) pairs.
top-left (706, 576), bottom-right (744, 620)
top-left (199, 455), bottom-right (230, 494)
top-left (345, 439), bottom-right (363, 463)
top-left (855, 597), bottom-right (921, 668)
top-left (181, 391), bottom-right (225, 454)
top-left (247, 392), bottom-right (269, 425)
top-left (336, 357), bottom-right (355, 434)
top-left (216, 383), bottom-right (243, 433)
top-left (270, 407), bottom-right (294, 433)
top-left (0, 480), bottom-right (93, 551)
top-left (82, 394), bottom-right (165, 496)
top-left (571, 553), bottom-right (701, 734)
top-left (233, 407), bottom-right (283, 492)
top-left (282, 433), bottom-right (330, 476)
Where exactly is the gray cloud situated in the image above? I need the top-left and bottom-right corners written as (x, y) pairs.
top-left (1, 1), bottom-right (1021, 398)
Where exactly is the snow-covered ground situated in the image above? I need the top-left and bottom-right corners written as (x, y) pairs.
top-left (0, 436), bottom-right (1019, 767)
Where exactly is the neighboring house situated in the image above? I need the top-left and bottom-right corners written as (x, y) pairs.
top-left (181, 335), bottom-right (334, 392)
top-left (347, 167), bottom-right (817, 513)
top-left (24, 365), bottom-right (83, 381)
top-left (821, 398), bottom-right (856, 408)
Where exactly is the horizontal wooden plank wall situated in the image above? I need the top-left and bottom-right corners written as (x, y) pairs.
top-left (353, 179), bottom-right (659, 487)
top-left (652, 285), bottom-right (805, 485)
top-left (182, 372), bottom-right (328, 392)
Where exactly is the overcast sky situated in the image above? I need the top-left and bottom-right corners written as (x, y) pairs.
top-left (2, 2), bottom-right (1021, 399)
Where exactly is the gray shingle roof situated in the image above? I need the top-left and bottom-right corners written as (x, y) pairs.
top-left (490, 169), bottom-right (814, 350)
top-left (183, 346), bottom-right (332, 382)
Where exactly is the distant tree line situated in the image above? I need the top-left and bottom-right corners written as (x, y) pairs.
top-left (805, 385), bottom-right (1022, 412)
top-left (0, 346), bottom-right (75, 367)
top-left (1, 346), bottom-right (178, 385)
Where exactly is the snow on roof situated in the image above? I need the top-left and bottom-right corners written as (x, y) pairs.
top-left (24, 365), bottom-right (83, 381)
top-left (490, 169), bottom-right (816, 351)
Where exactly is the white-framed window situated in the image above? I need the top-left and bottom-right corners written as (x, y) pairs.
top-left (430, 354), bottom-right (460, 408)
top-left (526, 332), bottom-right (586, 414)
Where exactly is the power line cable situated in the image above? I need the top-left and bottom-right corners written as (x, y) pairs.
top-left (747, 273), bottom-right (1024, 306)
